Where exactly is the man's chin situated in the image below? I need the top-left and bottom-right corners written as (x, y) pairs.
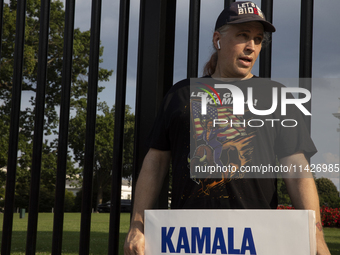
top-left (235, 69), bottom-right (252, 79)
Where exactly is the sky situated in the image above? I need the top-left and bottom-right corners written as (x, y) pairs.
top-left (8, 0), bottom-right (340, 190)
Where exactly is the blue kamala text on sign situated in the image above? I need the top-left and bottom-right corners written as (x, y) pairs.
top-left (161, 227), bottom-right (256, 254)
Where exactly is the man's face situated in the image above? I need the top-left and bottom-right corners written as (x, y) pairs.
top-left (207, 121), bottom-right (213, 130)
top-left (214, 22), bottom-right (264, 79)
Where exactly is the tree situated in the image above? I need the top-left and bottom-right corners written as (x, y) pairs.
top-left (0, 0), bottom-right (113, 210)
top-left (0, 0), bottom-right (112, 139)
top-left (1, 0), bottom-right (112, 108)
top-left (0, 109), bottom-right (10, 169)
top-left (277, 177), bottom-right (291, 205)
top-left (68, 102), bottom-right (135, 210)
top-left (64, 189), bottom-right (76, 212)
top-left (315, 177), bottom-right (340, 208)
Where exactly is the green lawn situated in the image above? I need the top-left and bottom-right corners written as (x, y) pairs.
top-left (0, 213), bottom-right (339, 254)
top-left (324, 227), bottom-right (340, 254)
top-left (0, 213), bottom-right (130, 255)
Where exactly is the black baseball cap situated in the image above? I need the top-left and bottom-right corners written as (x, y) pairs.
top-left (215, 1), bottom-right (276, 32)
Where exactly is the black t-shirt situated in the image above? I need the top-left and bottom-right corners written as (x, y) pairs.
top-left (147, 77), bottom-right (317, 209)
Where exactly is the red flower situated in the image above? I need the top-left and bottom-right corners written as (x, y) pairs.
top-left (278, 205), bottom-right (340, 228)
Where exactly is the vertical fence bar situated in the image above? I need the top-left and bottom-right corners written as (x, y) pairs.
top-left (52, 0), bottom-right (76, 254)
top-left (0, 0), bottom-right (4, 59)
top-left (299, 0), bottom-right (314, 132)
top-left (79, 0), bottom-right (102, 254)
top-left (108, 0), bottom-right (130, 253)
top-left (0, 1), bottom-right (27, 255)
top-left (187, 0), bottom-right (200, 78)
top-left (259, 0), bottom-right (273, 78)
top-left (224, 0), bottom-right (235, 9)
top-left (156, 0), bottom-right (177, 210)
top-left (25, 1), bottom-right (51, 254)
top-left (132, 0), bottom-right (176, 215)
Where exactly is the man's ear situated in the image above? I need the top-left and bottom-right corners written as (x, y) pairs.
top-left (213, 31), bottom-right (221, 50)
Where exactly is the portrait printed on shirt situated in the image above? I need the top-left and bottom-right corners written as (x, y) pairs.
top-left (189, 79), bottom-right (258, 196)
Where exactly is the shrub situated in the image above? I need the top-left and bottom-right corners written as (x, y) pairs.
top-left (277, 205), bottom-right (340, 228)
top-left (320, 206), bottom-right (340, 228)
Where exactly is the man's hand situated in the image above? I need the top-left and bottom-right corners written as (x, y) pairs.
top-left (316, 232), bottom-right (331, 255)
top-left (124, 221), bottom-right (145, 255)
top-left (124, 148), bottom-right (171, 255)
top-left (280, 152), bottom-right (331, 255)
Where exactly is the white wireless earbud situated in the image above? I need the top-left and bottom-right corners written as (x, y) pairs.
top-left (217, 40), bottom-right (221, 49)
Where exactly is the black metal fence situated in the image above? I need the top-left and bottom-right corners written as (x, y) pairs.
top-left (0, 0), bottom-right (314, 254)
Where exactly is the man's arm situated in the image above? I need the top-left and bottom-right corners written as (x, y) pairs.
top-left (280, 152), bottom-right (330, 255)
top-left (124, 148), bottom-right (171, 255)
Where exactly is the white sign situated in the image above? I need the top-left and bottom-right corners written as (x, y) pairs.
top-left (144, 210), bottom-right (316, 255)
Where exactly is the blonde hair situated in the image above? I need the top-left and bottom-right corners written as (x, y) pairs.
top-left (203, 25), bottom-right (230, 76)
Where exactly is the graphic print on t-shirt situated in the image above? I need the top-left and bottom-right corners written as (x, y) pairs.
top-left (189, 99), bottom-right (256, 196)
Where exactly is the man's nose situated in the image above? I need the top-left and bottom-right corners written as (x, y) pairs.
top-left (245, 40), bottom-right (255, 52)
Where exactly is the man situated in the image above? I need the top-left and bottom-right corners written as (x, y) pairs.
top-left (124, 2), bottom-right (330, 254)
